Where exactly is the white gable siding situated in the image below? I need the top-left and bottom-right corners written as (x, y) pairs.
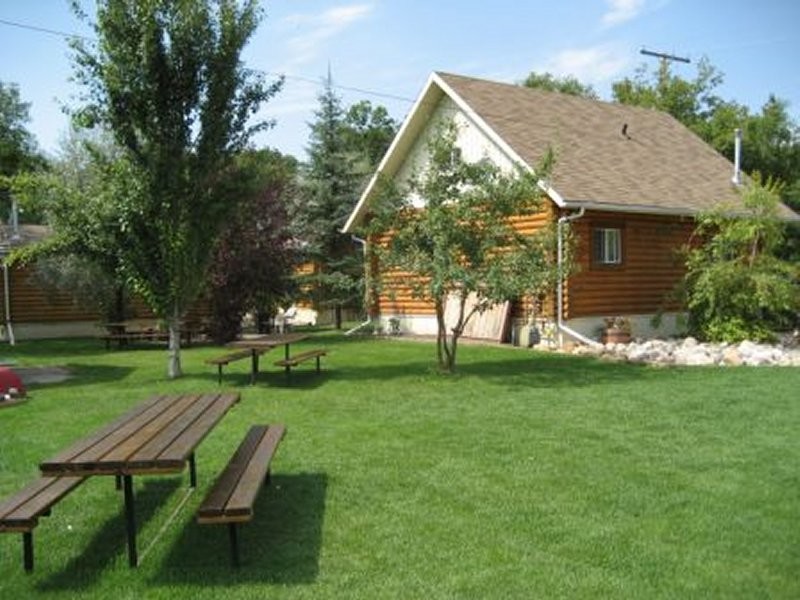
top-left (394, 96), bottom-right (516, 207)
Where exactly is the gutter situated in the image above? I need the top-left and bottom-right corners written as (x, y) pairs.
top-left (556, 208), bottom-right (601, 348)
top-left (345, 235), bottom-right (372, 336)
top-left (3, 260), bottom-right (15, 346)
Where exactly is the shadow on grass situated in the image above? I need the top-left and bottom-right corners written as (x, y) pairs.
top-left (24, 363), bottom-right (135, 391)
top-left (320, 352), bottom-right (650, 389)
top-left (155, 473), bottom-right (327, 585)
top-left (184, 367), bottom-right (331, 390)
top-left (38, 477), bottom-right (182, 592)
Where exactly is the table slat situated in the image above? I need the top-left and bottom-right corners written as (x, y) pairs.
top-left (157, 393), bottom-right (240, 466)
top-left (40, 395), bottom-right (168, 473)
top-left (124, 394), bottom-right (221, 470)
top-left (101, 394), bottom-right (203, 468)
top-left (64, 395), bottom-right (188, 470)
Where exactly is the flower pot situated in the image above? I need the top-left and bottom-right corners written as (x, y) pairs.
top-left (602, 327), bottom-right (631, 344)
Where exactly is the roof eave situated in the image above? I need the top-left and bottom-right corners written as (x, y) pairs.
top-left (342, 74), bottom-right (444, 233)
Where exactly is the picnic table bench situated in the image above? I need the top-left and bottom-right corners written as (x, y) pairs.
top-left (39, 392), bottom-right (241, 568)
top-left (197, 424), bottom-right (286, 567)
top-left (0, 476), bottom-right (87, 572)
top-left (274, 348), bottom-right (328, 376)
top-left (206, 349), bottom-right (267, 384)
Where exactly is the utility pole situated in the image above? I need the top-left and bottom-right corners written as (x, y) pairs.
top-left (640, 48), bottom-right (691, 65)
top-left (640, 48), bottom-right (690, 88)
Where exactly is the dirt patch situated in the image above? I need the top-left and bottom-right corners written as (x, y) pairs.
top-left (14, 366), bottom-right (73, 385)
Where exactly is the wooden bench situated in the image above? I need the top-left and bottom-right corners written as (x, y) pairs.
top-left (197, 424), bottom-right (286, 567)
top-left (274, 349), bottom-right (328, 376)
top-left (0, 476), bottom-right (87, 572)
top-left (206, 349), bottom-right (264, 384)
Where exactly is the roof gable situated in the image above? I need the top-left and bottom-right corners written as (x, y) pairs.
top-left (344, 71), bottom-right (797, 231)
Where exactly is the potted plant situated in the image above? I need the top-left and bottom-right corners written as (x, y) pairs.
top-left (601, 316), bottom-right (631, 344)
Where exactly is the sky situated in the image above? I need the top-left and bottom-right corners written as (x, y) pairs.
top-left (1, 0), bottom-right (798, 161)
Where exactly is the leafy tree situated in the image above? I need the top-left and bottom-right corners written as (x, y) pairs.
top-left (612, 57), bottom-right (725, 133)
top-left (7, 128), bottom-right (133, 322)
top-left (363, 122), bottom-right (562, 373)
top-left (67, 0), bottom-right (282, 377)
top-left (612, 58), bottom-right (800, 211)
top-left (206, 149), bottom-right (297, 343)
top-left (292, 78), bottom-right (397, 328)
top-left (521, 72), bottom-right (598, 99)
top-left (681, 178), bottom-right (799, 342)
top-left (0, 82), bottom-right (46, 222)
top-left (342, 100), bottom-right (399, 172)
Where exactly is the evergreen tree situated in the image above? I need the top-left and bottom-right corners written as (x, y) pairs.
top-left (292, 76), bottom-right (397, 328)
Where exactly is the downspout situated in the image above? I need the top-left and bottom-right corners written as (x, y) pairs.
top-left (556, 207), bottom-right (600, 348)
top-left (345, 235), bottom-right (373, 336)
top-left (3, 260), bottom-right (15, 346)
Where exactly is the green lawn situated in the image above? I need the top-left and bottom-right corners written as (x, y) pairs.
top-left (1, 332), bottom-right (798, 598)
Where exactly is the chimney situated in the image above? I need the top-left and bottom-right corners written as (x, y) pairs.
top-left (732, 128), bottom-right (742, 186)
top-left (10, 197), bottom-right (20, 241)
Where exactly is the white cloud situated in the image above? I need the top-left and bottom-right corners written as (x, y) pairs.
top-left (601, 0), bottom-right (645, 27)
top-left (539, 44), bottom-right (631, 84)
top-left (279, 4), bottom-right (373, 70)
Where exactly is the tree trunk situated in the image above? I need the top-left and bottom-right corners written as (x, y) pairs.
top-left (335, 305), bottom-right (342, 329)
top-left (435, 298), bottom-right (458, 373)
top-left (167, 305), bottom-right (182, 379)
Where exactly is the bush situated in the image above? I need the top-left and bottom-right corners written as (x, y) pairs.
top-left (683, 179), bottom-right (799, 343)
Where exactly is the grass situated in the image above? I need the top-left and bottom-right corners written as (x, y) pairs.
top-left (0, 331), bottom-right (798, 598)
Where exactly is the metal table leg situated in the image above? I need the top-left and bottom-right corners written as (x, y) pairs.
top-left (122, 474), bottom-right (138, 567)
top-left (189, 452), bottom-right (197, 488)
top-left (250, 349), bottom-right (259, 385)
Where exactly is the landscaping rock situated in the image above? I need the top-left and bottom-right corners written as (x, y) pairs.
top-left (586, 336), bottom-right (798, 368)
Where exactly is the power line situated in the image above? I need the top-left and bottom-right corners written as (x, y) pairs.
top-left (0, 17), bottom-right (93, 42)
top-left (0, 16), bottom-right (416, 105)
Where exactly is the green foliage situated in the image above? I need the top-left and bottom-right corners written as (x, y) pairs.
top-left (612, 57), bottom-right (725, 132)
top-left (206, 149), bottom-right (297, 343)
top-left (682, 179), bottom-right (799, 342)
top-left (612, 58), bottom-right (800, 215)
top-left (292, 79), bottom-right (398, 327)
top-left (0, 81), bottom-right (46, 221)
top-left (67, 0), bottom-right (282, 376)
top-left (521, 71), bottom-right (598, 99)
top-left (365, 121), bottom-right (562, 372)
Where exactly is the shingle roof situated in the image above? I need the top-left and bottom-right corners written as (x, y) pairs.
top-left (437, 72), bottom-right (748, 214)
top-left (343, 71), bottom-right (797, 232)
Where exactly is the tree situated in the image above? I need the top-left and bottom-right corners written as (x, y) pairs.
top-left (342, 100), bottom-right (399, 172)
top-left (206, 149), bottom-right (297, 343)
top-left (612, 58), bottom-right (800, 211)
top-left (7, 128), bottom-right (134, 322)
top-left (68, 0), bottom-right (282, 377)
top-left (363, 122), bottom-right (562, 373)
top-left (612, 57), bottom-right (725, 134)
top-left (0, 81), bottom-right (45, 221)
top-left (521, 72), bottom-right (598, 99)
top-left (292, 78), bottom-right (397, 328)
top-left (680, 178), bottom-right (799, 342)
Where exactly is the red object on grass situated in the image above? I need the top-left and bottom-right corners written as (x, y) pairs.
top-left (0, 367), bottom-right (26, 397)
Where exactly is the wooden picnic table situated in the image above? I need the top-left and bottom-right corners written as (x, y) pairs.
top-left (39, 392), bottom-right (240, 567)
top-left (227, 333), bottom-right (309, 384)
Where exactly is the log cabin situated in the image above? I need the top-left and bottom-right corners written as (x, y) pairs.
top-left (0, 224), bottom-right (209, 341)
top-left (343, 72), bottom-right (798, 345)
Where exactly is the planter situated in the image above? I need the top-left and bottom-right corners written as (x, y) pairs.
top-left (601, 327), bottom-right (631, 344)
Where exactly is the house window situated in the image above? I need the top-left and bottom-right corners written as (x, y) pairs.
top-left (593, 227), bottom-right (622, 265)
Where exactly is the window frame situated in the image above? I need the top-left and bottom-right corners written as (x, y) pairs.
top-left (591, 225), bottom-right (624, 267)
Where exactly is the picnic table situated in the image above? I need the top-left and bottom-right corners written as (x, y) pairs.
top-left (39, 392), bottom-right (240, 567)
top-left (227, 333), bottom-right (309, 384)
